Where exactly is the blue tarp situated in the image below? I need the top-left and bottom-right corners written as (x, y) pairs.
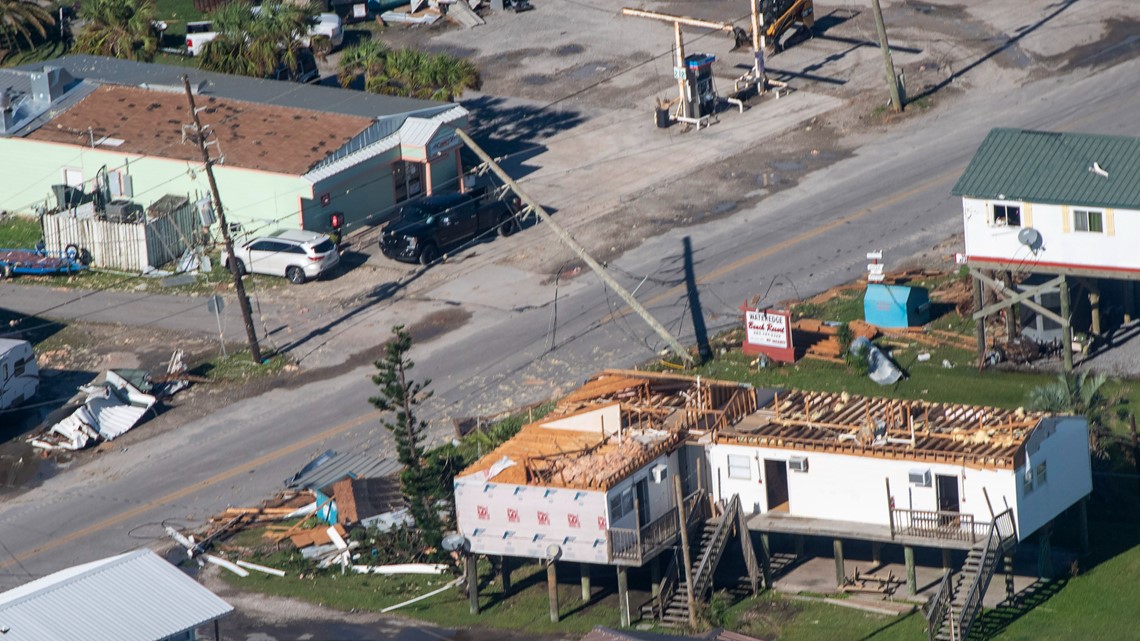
top-left (864, 284), bottom-right (930, 328)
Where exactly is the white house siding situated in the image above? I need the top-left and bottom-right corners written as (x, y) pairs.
top-left (962, 196), bottom-right (1140, 274)
top-left (706, 443), bottom-right (1016, 531)
top-left (1013, 417), bottom-right (1092, 539)
top-left (604, 452), bottom-right (679, 530)
top-left (454, 479), bottom-right (611, 563)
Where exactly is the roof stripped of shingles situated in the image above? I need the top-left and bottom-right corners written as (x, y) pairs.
top-left (26, 85), bottom-right (374, 175)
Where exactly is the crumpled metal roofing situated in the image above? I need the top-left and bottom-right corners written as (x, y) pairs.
top-left (285, 449), bottom-right (401, 491)
top-left (43, 370), bottom-right (157, 450)
top-left (0, 549), bottom-right (232, 641)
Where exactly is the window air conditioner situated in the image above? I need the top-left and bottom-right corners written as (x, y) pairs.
top-left (909, 468), bottom-right (932, 487)
top-left (651, 464), bottom-right (668, 483)
top-left (788, 457), bottom-right (808, 473)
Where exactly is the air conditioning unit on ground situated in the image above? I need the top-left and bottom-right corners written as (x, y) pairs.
top-left (909, 468), bottom-right (932, 487)
top-left (788, 457), bottom-right (808, 473)
top-left (651, 464), bottom-right (668, 483)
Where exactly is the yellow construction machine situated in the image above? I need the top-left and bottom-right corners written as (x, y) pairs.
top-left (760, 0), bottom-right (814, 53)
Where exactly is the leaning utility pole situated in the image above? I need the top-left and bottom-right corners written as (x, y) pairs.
top-left (870, 0), bottom-right (903, 112)
top-left (182, 75), bottom-right (263, 363)
top-left (454, 128), bottom-right (694, 364)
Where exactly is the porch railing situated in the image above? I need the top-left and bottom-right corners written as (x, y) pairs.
top-left (890, 507), bottom-right (991, 543)
top-left (607, 506), bottom-right (680, 565)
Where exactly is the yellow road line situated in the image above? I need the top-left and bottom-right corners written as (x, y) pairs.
top-left (603, 165), bottom-right (963, 324)
top-left (0, 410), bottom-right (380, 570)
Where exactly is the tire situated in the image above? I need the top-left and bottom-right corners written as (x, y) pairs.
top-left (64, 244), bottom-right (80, 262)
top-left (227, 256), bottom-right (247, 276)
top-left (498, 214), bottom-right (519, 237)
top-left (286, 265), bottom-right (306, 284)
top-left (419, 243), bottom-right (439, 266)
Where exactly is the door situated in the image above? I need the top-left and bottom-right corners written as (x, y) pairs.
top-left (245, 240), bottom-right (278, 275)
top-left (936, 474), bottom-right (960, 527)
top-left (635, 478), bottom-right (651, 527)
top-left (764, 459), bottom-right (789, 512)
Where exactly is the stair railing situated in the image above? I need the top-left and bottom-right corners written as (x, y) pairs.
top-left (952, 508), bottom-right (1017, 640)
top-left (922, 570), bottom-right (952, 641)
top-left (692, 494), bottom-right (739, 599)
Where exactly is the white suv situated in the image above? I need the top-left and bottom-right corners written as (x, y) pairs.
top-left (228, 229), bottom-right (340, 284)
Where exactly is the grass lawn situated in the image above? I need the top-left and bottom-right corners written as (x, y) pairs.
top-left (724, 593), bottom-right (925, 641)
top-left (224, 553), bottom-right (629, 635)
top-left (0, 215), bottom-right (43, 247)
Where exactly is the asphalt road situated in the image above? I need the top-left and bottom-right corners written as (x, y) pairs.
top-left (0, 53), bottom-right (1136, 611)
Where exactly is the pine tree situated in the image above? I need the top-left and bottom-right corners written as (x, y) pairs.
top-left (370, 325), bottom-right (448, 551)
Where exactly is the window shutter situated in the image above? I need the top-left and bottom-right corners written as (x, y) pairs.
top-left (1022, 202), bottom-right (1033, 228)
top-left (1061, 205), bottom-right (1071, 233)
top-left (1106, 208), bottom-right (1115, 236)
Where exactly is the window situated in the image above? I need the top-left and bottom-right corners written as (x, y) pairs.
top-left (1023, 467), bottom-right (1035, 494)
top-left (609, 488), bottom-right (635, 522)
top-left (62, 168), bottom-right (83, 188)
top-left (1035, 461), bottom-right (1048, 486)
top-left (13, 358), bottom-right (25, 377)
top-left (993, 204), bottom-right (1021, 227)
top-left (727, 455), bottom-right (751, 480)
top-left (1073, 209), bottom-right (1104, 233)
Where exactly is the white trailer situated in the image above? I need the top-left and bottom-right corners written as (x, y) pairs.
top-left (0, 339), bottom-right (38, 410)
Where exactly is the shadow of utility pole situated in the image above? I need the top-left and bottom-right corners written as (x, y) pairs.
top-left (683, 236), bottom-right (712, 364)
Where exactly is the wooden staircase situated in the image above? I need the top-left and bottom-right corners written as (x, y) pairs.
top-left (641, 494), bottom-right (762, 627)
top-left (924, 509), bottom-right (1018, 641)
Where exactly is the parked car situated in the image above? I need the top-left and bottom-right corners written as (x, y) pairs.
top-left (227, 229), bottom-right (339, 284)
top-left (379, 188), bottom-right (521, 265)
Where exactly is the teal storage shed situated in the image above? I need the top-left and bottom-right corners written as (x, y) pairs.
top-left (864, 284), bottom-right (930, 328)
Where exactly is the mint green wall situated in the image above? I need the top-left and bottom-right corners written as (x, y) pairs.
top-left (428, 151), bottom-right (461, 196)
top-left (0, 138), bottom-right (312, 234)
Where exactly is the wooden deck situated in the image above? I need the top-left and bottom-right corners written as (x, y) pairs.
top-left (747, 512), bottom-right (980, 551)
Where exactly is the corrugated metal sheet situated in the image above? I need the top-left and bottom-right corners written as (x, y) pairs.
top-left (0, 72), bottom-right (98, 137)
top-left (953, 128), bottom-right (1140, 210)
top-left (399, 118), bottom-right (443, 148)
top-left (285, 450), bottom-right (401, 491)
top-left (0, 549), bottom-right (232, 641)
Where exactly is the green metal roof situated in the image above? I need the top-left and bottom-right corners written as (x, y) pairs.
top-left (952, 128), bottom-right (1140, 210)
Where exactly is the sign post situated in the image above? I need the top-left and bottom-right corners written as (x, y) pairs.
top-left (741, 303), bottom-right (795, 363)
top-left (207, 294), bottom-right (227, 357)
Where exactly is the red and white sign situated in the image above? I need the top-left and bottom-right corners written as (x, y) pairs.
top-left (476, 505), bottom-right (490, 520)
top-left (507, 508), bottom-right (519, 523)
top-left (537, 511), bottom-right (550, 526)
top-left (567, 513), bottom-right (580, 528)
top-left (741, 304), bottom-right (795, 362)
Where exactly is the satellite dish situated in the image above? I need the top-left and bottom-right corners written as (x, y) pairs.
top-left (441, 532), bottom-right (469, 553)
top-left (1017, 227), bottom-right (1042, 253)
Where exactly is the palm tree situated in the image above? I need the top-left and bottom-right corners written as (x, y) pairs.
top-left (1026, 371), bottom-right (1112, 457)
top-left (337, 40), bottom-right (479, 101)
top-left (198, 1), bottom-right (315, 79)
top-left (0, 0), bottom-right (55, 52)
top-left (72, 0), bottom-right (158, 61)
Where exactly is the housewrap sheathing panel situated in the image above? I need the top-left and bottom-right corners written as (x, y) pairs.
top-left (454, 479), bottom-right (609, 563)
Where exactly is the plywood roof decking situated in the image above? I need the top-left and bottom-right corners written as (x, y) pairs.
top-left (27, 85), bottom-right (374, 175)
top-left (721, 389), bottom-right (1045, 469)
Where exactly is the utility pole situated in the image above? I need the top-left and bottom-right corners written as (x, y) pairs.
top-left (674, 22), bottom-right (688, 120)
top-left (455, 128), bottom-right (694, 364)
top-left (182, 75), bottom-right (263, 363)
top-left (870, 0), bottom-right (903, 112)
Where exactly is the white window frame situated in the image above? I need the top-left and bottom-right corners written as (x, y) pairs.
top-left (991, 203), bottom-right (1022, 227)
top-left (609, 488), bottom-right (635, 522)
top-left (1073, 208), bottom-right (1104, 233)
top-left (727, 454), bottom-right (751, 480)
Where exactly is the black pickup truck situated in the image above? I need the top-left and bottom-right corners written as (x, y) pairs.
top-left (379, 188), bottom-right (520, 264)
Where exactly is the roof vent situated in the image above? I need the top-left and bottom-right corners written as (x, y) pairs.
top-left (1090, 162), bottom-right (1109, 178)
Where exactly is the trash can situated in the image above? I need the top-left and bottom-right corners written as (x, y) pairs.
top-left (654, 106), bottom-right (670, 129)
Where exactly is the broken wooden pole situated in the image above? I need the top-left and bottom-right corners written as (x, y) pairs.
top-left (466, 554), bottom-right (480, 615)
top-left (1059, 277), bottom-right (1073, 372)
top-left (581, 563), bottom-right (592, 601)
top-left (833, 539), bottom-right (845, 587)
top-left (617, 566), bottom-right (631, 627)
top-left (547, 561), bottom-right (560, 623)
top-left (973, 277), bottom-right (986, 363)
top-left (904, 546), bottom-right (917, 595)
